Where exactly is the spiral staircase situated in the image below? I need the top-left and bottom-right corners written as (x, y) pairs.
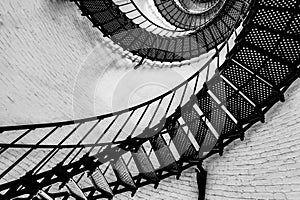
top-left (0, 0), bottom-right (299, 199)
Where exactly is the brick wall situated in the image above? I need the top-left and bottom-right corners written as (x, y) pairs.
top-left (0, 0), bottom-right (299, 199)
top-left (203, 79), bottom-right (300, 200)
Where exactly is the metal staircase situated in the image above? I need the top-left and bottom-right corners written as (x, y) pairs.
top-left (72, 0), bottom-right (250, 63)
top-left (0, 0), bottom-right (299, 199)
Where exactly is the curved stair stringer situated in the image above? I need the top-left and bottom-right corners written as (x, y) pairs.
top-left (153, 0), bottom-right (251, 30)
top-left (71, 0), bottom-right (251, 63)
top-left (0, 0), bottom-right (299, 199)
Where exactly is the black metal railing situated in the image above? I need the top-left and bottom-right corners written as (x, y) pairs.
top-left (0, 16), bottom-right (242, 200)
top-left (71, 0), bottom-right (250, 63)
top-left (0, 0), bottom-right (299, 199)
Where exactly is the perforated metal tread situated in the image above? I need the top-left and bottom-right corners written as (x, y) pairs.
top-left (154, 0), bottom-right (226, 30)
top-left (149, 134), bottom-right (179, 173)
top-left (72, 0), bottom-right (250, 63)
top-left (131, 145), bottom-right (159, 183)
top-left (0, 0), bottom-right (299, 199)
top-left (111, 157), bottom-right (137, 190)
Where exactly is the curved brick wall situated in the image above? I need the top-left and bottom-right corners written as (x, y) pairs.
top-left (203, 79), bottom-right (300, 200)
top-left (0, 0), bottom-right (299, 199)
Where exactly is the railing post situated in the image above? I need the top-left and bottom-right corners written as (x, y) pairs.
top-left (195, 162), bottom-right (207, 200)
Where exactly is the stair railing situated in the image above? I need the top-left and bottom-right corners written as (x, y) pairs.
top-left (0, 15), bottom-right (244, 199)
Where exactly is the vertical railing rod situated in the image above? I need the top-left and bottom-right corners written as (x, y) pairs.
top-left (129, 104), bottom-right (150, 138)
top-left (147, 98), bottom-right (163, 127)
top-left (112, 110), bottom-right (135, 142)
top-left (193, 72), bottom-right (200, 94)
top-left (60, 119), bottom-right (101, 164)
top-left (0, 129), bottom-right (32, 155)
top-left (32, 123), bottom-right (83, 174)
top-left (89, 115), bottom-right (120, 153)
top-left (0, 127), bottom-right (59, 180)
top-left (179, 83), bottom-right (188, 106)
top-left (73, 116), bottom-right (120, 185)
top-left (164, 91), bottom-right (176, 118)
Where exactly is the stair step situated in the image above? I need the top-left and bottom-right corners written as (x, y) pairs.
top-left (89, 167), bottom-right (113, 198)
top-left (111, 157), bottom-right (136, 190)
top-left (65, 178), bottom-right (87, 200)
top-left (202, 27), bottom-right (215, 49)
top-left (209, 23), bottom-right (224, 45)
top-left (207, 75), bottom-right (260, 124)
top-left (244, 28), bottom-right (281, 54)
top-left (149, 134), bottom-right (179, 173)
top-left (228, 0), bottom-right (245, 20)
top-left (258, 0), bottom-right (297, 8)
top-left (193, 87), bottom-right (242, 138)
top-left (241, 27), bottom-right (300, 65)
top-left (198, 127), bottom-right (218, 157)
top-left (215, 16), bottom-right (230, 36)
top-left (167, 121), bottom-right (199, 161)
top-left (252, 8), bottom-right (293, 32)
top-left (180, 102), bottom-right (220, 156)
top-left (131, 145), bottom-right (159, 183)
top-left (232, 45), bottom-right (296, 88)
top-left (181, 104), bottom-right (208, 142)
top-left (221, 60), bottom-right (280, 106)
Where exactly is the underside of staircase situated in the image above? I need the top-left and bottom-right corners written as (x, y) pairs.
top-left (0, 0), bottom-right (299, 199)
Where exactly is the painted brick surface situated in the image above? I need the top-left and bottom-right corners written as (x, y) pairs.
top-left (203, 79), bottom-right (300, 200)
top-left (0, 0), bottom-right (300, 199)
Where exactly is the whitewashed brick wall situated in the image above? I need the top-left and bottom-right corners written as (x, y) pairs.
top-left (0, 0), bottom-right (299, 199)
top-left (203, 79), bottom-right (300, 200)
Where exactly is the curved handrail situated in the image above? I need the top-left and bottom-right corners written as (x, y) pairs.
top-left (0, 16), bottom-right (242, 134)
top-left (1, 0), bottom-right (300, 199)
top-left (73, 0), bottom-right (249, 63)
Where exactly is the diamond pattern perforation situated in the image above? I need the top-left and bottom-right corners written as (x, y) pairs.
top-left (221, 61), bottom-right (253, 88)
top-left (275, 38), bottom-right (300, 63)
top-left (168, 124), bottom-right (197, 159)
top-left (234, 46), bottom-right (270, 73)
top-left (207, 76), bottom-right (235, 103)
top-left (149, 135), bottom-right (179, 172)
top-left (227, 93), bottom-right (257, 122)
top-left (5, 1), bottom-right (300, 199)
top-left (195, 90), bottom-right (218, 116)
top-left (259, 59), bottom-right (294, 87)
top-left (287, 14), bottom-right (300, 36)
top-left (89, 168), bottom-right (113, 197)
top-left (253, 9), bottom-right (292, 31)
top-left (259, 0), bottom-right (297, 9)
top-left (206, 106), bottom-right (235, 135)
top-left (181, 106), bottom-right (209, 143)
top-left (242, 78), bottom-right (278, 105)
top-left (207, 75), bottom-right (258, 122)
top-left (221, 60), bottom-right (280, 105)
top-left (245, 28), bottom-right (281, 52)
top-left (233, 46), bottom-right (295, 87)
top-left (131, 146), bottom-right (158, 182)
top-left (111, 157), bottom-right (136, 189)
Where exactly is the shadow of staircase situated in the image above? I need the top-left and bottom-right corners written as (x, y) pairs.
top-left (0, 0), bottom-right (299, 199)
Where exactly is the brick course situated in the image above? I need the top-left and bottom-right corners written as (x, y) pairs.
top-left (0, 0), bottom-right (299, 199)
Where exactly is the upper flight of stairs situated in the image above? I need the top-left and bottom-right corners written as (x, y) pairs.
top-left (153, 0), bottom-right (226, 30)
top-left (178, 0), bottom-right (219, 12)
top-left (0, 0), bottom-right (299, 199)
top-left (72, 0), bottom-right (250, 63)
